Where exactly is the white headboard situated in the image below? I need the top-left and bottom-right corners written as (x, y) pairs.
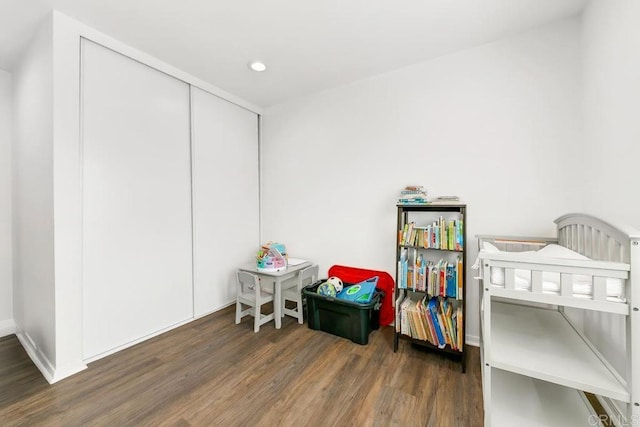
top-left (555, 213), bottom-right (640, 263)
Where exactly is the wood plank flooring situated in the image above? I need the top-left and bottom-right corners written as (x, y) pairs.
top-left (0, 306), bottom-right (483, 426)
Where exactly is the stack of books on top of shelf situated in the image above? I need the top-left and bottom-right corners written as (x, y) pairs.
top-left (397, 185), bottom-right (428, 204)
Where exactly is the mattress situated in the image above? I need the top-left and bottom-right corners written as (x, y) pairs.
top-left (489, 268), bottom-right (624, 302)
top-left (482, 243), bottom-right (625, 303)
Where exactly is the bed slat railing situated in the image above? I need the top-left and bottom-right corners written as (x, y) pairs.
top-left (505, 268), bottom-right (515, 290)
top-left (479, 254), bottom-right (630, 315)
top-left (593, 277), bottom-right (607, 302)
top-left (531, 271), bottom-right (543, 294)
top-left (555, 213), bottom-right (638, 263)
top-left (584, 225), bottom-right (592, 258)
top-left (560, 273), bottom-right (572, 297)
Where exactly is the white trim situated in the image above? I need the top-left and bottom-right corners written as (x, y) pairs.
top-left (189, 85), bottom-right (196, 317)
top-left (257, 114), bottom-right (263, 245)
top-left (465, 334), bottom-right (480, 347)
top-left (0, 319), bottom-right (15, 337)
top-left (16, 327), bottom-right (87, 384)
top-left (193, 300), bottom-right (236, 320)
top-left (16, 328), bottom-right (54, 382)
top-left (50, 360), bottom-right (88, 384)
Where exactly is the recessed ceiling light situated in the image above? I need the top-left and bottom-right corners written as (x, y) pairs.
top-left (249, 61), bottom-right (267, 72)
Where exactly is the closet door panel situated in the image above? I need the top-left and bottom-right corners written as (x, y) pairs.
top-left (82, 40), bottom-right (193, 359)
top-left (191, 87), bottom-right (259, 317)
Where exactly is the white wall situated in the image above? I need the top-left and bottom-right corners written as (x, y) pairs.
top-left (51, 11), bottom-right (85, 380)
top-left (0, 68), bottom-right (12, 336)
top-left (579, 0), bottom-right (640, 382)
top-left (262, 18), bottom-right (583, 344)
top-left (12, 16), bottom-right (56, 369)
top-left (582, 0), bottom-right (640, 225)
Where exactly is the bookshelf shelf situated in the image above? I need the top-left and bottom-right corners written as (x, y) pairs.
top-left (399, 245), bottom-right (463, 253)
top-left (491, 301), bottom-right (629, 401)
top-left (393, 203), bottom-right (466, 372)
top-left (491, 368), bottom-right (594, 426)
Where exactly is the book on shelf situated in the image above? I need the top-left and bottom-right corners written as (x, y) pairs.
top-left (415, 298), bottom-right (431, 343)
top-left (397, 248), bottom-right (409, 289)
top-left (397, 250), bottom-right (463, 299)
top-left (400, 219), bottom-right (464, 251)
top-left (409, 300), bottom-right (426, 341)
top-left (395, 295), bottom-right (401, 333)
top-left (456, 257), bottom-right (463, 300)
top-left (397, 294), bottom-right (463, 351)
top-left (439, 259), bottom-right (446, 296)
top-left (427, 297), bottom-right (447, 349)
top-left (436, 307), bottom-right (449, 347)
top-left (441, 298), bottom-right (456, 349)
top-left (404, 185), bottom-right (424, 192)
top-left (445, 262), bottom-right (456, 298)
top-left (420, 297), bottom-right (437, 345)
top-left (456, 305), bottom-right (463, 350)
top-left (398, 192), bottom-right (464, 206)
top-left (400, 223), bottom-right (408, 245)
top-left (397, 186), bottom-right (428, 204)
top-left (431, 195), bottom-right (460, 203)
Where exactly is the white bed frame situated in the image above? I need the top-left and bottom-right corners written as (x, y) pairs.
top-left (478, 213), bottom-right (640, 426)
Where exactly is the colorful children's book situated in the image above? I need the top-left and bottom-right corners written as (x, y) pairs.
top-left (427, 298), bottom-right (446, 348)
top-left (446, 262), bottom-right (456, 298)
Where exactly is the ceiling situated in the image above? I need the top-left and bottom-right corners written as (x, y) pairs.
top-left (0, 0), bottom-right (588, 108)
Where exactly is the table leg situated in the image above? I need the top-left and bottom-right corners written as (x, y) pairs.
top-left (275, 278), bottom-right (282, 329)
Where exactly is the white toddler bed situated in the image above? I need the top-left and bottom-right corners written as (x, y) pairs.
top-left (477, 213), bottom-right (639, 426)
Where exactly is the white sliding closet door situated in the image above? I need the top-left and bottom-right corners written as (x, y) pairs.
top-left (82, 40), bottom-right (193, 359)
top-left (191, 87), bottom-right (259, 317)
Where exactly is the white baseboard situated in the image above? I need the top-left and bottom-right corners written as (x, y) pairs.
top-left (83, 316), bottom-right (195, 364)
top-left (15, 326), bottom-right (87, 384)
top-left (193, 300), bottom-right (236, 320)
top-left (0, 318), bottom-right (16, 337)
top-left (50, 360), bottom-right (88, 383)
top-left (466, 334), bottom-right (480, 347)
top-left (16, 328), bottom-right (56, 383)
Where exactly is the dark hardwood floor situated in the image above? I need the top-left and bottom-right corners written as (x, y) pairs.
top-left (0, 306), bottom-right (483, 426)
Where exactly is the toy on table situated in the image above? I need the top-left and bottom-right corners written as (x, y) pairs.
top-left (256, 242), bottom-right (287, 272)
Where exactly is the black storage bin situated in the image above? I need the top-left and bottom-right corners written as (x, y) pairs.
top-left (303, 280), bottom-right (383, 345)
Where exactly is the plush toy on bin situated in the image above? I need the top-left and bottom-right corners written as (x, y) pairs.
top-left (317, 276), bottom-right (343, 297)
top-left (327, 276), bottom-right (343, 293)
